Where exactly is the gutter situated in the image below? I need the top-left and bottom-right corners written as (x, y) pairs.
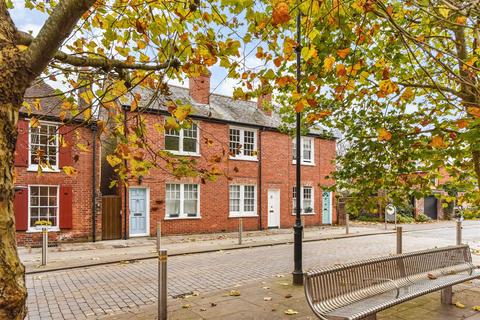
top-left (258, 129), bottom-right (263, 230)
top-left (91, 123), bottom-right (98, 242)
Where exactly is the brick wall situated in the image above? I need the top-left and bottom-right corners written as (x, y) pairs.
top-left (15, 124), bottom-right (101, 246)
top-left (122, 112), bottom-right (337, 237)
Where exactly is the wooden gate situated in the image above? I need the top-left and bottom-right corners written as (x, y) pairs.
top-left (102, 195), bottom-right (122, 240)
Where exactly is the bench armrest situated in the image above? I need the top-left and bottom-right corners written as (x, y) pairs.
top-left (363, 278), bottom-right (400, 299)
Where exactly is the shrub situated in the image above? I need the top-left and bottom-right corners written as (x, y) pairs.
top-left (463, 208), bottom-right (480, 220)
top-left (415, 213), bottom-right (431, 223)
top-left (397, 214), bottom-right (415, 223)
top-left (357, 215), bottom-right (381, 222)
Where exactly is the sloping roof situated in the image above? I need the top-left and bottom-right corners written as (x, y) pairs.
top-left (135, 85), bottom-right (333, 138)
top-left (21, 81), bottom-right (64, 118)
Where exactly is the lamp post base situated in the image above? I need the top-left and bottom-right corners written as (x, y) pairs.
top-left (292, 223), bottom-right (303, 285)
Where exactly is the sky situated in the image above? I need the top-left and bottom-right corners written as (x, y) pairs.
top-left (8, 3), bottom-right (264, 97)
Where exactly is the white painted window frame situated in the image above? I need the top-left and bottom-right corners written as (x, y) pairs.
top-left (164, 123), bottom-right (200, 157)
top-left (27, 184), bottom-right (60, 232)
top-left (292, 186), bottom-right (315, 215)
top-left (292, 136), bottom-right (315, 166)
top-left (229, 184), bottom-right (258, 217)
top-left (28, 120), bottom-right (60, 172)
top-left (229, 126), bottom-right (258, 161)
top-left (164, 183), bottom-right (201, 219)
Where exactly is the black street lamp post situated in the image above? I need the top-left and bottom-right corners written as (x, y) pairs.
top-left (292, 10), bottom-right (303, 286)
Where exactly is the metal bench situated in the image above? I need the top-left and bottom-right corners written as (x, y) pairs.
top-left (304, 245), bottom-right (480, 320)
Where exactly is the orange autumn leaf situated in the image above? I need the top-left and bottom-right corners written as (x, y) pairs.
top-left (323, 56), bottom-right (335, 72)
top-left (456, 119), bottom-right (469, 129)
top-left (337, 48), bottom-right (350, 59)
top-left (430, 135), bottom-right (446, 148)
top-left (467, 107), bottom-right (480, 118)
top-left (272, 2), bottom-right (290, 26)
top-left (377, 128), bottom-right (392, 141)
top-left (274, 56), bottom-right (283, 68)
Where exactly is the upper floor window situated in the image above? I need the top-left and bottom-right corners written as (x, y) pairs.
top-left (229, 127), bottom-right (257, 160)
top-left (29, 122), bottom-right (59, 169)
top-left (165, 124), bottom-right (199, 156)
top-left (292, 186), bottom-right (315, 215)
top-left (165, 183), bottom-right (199, 218)
top-left (29, 185), bottom-right (59, 229)
top-left (229, 185), bottom-right (257, 216)
top-left (292, 137), bottom-right (314, 165)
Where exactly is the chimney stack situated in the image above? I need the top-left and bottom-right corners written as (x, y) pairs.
top-left (257, 93), bottom-right (272, 115)
top-left (189, 71), bottom-right (211, 104)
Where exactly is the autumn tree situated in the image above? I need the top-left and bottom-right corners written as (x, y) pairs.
top-left (241, 0), bottom-right (480, 210)
top-left (0, 0), bottom-right (270, 317)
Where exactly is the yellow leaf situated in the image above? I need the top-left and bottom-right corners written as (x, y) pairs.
top-left (301, 47), bottom-right (317, 61)
top-left (323, 56), bottom-right (335, 72)
top-left (77, 143), bottom-right (90, 152)
top-left (455, 302), bottom-right (465, 309)
top-left (63, 166), bottom-right (77, 175)
top-left (472, 305), bottom-right (480, 311)
top-left (401, 87), bottom-right (414, 101)
top-left (439, 7), bottom-right (450, 18)
top-left (164, 117), bottom-right (180, 131)
top-left (174, 105), bottom-right (192, 122)
top-left (106, 154), bottom-right (122, 167)
top-left (16, 45), bottom-right (28, 52)
top-left (377, 128), bottom-right (392, 141)
top-left (228, 290), bottom-right (241, 296)
top-left (139, 53), bottom-right (150, 63)
top-left (379, 79), bottom-right (398, 95)
top-left (30, 117), bottom-right (40, 129)
top-left (337, 48), bottom-right (350, 59)
top-left (284, 309), bottom-right (299, 315)
top-left (467, 107), bottom-right (480, 118)
top-left (430, 135), bottom-right (446, 148)
top-left (463, 57), bottom-right (478, 70)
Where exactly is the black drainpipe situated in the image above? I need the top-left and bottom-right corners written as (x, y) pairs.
top-left (91, 123), bottom-right (98, 242)
top-left (122, 105), bottom-right (129, 240)
top-left (258, 128), bottom-right (263, 230)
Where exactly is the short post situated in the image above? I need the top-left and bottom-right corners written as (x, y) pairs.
top-left (156, 221), bottom-right (162, 251)
top-left (396, 227), bottom-right (403, 254)
top-left (345, 214), bottom-right (349, 235)
top-left (238, 218), bottom-right (243, 245)
top-left (158, 249), bottom-right (167, 320)
top-left (456, 220), bottom-right (462, 245)
top-left (42, 227), bottom-right (48, 266)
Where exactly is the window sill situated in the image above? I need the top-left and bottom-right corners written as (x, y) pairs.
top-left (292, 161), bottom-right (315, 166)
top-left (165, 150), bottom-right (201, 157)
top-left (229, 213), bottom-right (258, 218)
top-left (164, 216), bottom-right (201, 220)
top-left (291, 212), bottom-right (316, 216)
top-left (229, 156), bottom-right (258, 162)
top-left (27, 227), bottom-right (60, 233)
top-left (27, 165), bottom-right (61, 173)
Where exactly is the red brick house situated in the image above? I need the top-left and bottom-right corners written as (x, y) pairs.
top-left (106, 73), bottom-right (337, 238)
top-left (13, 81), bottom-right (101, 246)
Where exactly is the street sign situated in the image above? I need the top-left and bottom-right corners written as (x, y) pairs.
top-left (385, 204), bottom-right (397, 223)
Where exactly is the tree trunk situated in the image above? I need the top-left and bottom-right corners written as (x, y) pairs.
top-left (473, 150), bottom-right (480, 190)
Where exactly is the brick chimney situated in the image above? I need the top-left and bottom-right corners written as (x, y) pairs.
top-left (189, 72), bottom-right (211, 104)
top-left (257, 93), bottom-right (272, 115)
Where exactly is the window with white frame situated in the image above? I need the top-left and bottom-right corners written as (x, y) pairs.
top-left (292, 186), bottom-right (314, 214)
top-left (229, 127), bottom-right (257, 160)
top-left (29, 122), bottom-right (59, 168)
top-left (165, 124), bottom-right (199, 155)
top-left (229, 185), bottom-right (257, 216)
top-left (29, 185), bottom-right (59, 228)
top-left (165, 183), bottom-right (199, 218)
top-left (292, 137), bottom-right (314, 164)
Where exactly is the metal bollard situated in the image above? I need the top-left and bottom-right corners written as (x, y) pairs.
top-left (345, 214), bottom-right (349, 235)
top-left (396, 227), bottom-right (403, 254)
top-left (456, 220), bottom-right (462, 245)
top-left (158, 249), bottom-right (167, 320)
top-left (156, 221), bottom-right (162, 251)
top-left (42, 227), bottom-right (48, 266)
top-left (238, 218), bottom-right (243, 245)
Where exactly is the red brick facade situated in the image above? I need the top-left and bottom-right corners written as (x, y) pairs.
top-left (121, 112), bottom-right (337, 237)
top-left (14, 118), bottom-right (101, 246)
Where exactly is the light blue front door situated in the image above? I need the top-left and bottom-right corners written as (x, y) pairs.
top-left (322, 191), bottom-right (332, 224)
top-left (129, 188), bottom-right (148, 236)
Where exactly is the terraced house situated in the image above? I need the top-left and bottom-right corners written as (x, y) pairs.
top-left (13, 81), bottom-right (101, 246)
top-left (104, 72), bottom-right (337, 238)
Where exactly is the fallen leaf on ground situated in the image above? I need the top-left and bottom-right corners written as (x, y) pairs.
top-left (182, 304), bottom-right (191, 309)
top-left (275, 274), bottom-right (285, 278)
top-left (284, 309), bottom-right (299, 315)
top-left (264, 297), bottom-right (272, 301)
top-left (455, 302), bottom-right (465, 308)
top-left (279, 282), bottom-right (290, 286)
top-left (285, 294), bottom-right (292, 298)
top-left (210, 302), bottom-right (217, 307)
top-left (262, 286), bottom-right (270, 290)
top-left (427, 273), bottom-right (437, 280)
top-left (228, 290), bottom-right (241, 296)
top-left (200, 308), bottom-right (207, 312)
top-left (473, 306), bottom-right (480, 311)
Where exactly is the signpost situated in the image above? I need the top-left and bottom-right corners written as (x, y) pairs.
top-left (385, 204), bottom-right (397, 230)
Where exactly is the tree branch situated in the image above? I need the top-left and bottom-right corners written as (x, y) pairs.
top-left (26, 0), bottom-right (97, 81)
top-left (17, 31), bottom-right (180, 72)
top-left (398, 82), bottom-right (462, 97)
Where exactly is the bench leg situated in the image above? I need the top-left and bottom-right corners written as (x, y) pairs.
top-left (441, 286), bottom-right (453, 305)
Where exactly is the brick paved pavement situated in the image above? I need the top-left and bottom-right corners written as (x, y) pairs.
top-left (26, 226), bottom-right (480, 319)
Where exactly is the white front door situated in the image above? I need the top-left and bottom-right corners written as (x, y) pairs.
top-left (129, 188), bottom-right (149, 236)
top-left (268, 189), bottom-right (280, 228)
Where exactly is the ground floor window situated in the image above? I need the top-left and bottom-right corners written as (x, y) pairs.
top-left (229, 185), bottom-right (257, 216)
top-left (292, 186), bottom-right (314, 214)
top-left (165, 184), bottom-right (199, 218)
top-left (29, 185), bottom-right (59, 228)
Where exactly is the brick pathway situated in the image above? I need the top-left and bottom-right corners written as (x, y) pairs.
top-left (27, 225), bottom-right (480, 320)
